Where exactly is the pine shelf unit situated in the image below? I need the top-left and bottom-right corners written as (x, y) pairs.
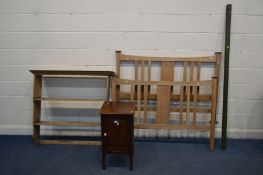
top-left (30, 70), bottom-right (115, 145)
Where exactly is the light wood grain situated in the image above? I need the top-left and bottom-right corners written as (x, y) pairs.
top-left (179, 86), bottom-right (184, 125)
top-left (193, 86), bottom-right (198, 125)
top-left (156, 62), bottom-right (174, 124)
top-left (209, 77), bottom-right (219, 150)
top-left (130, 84), bottom-right (134, 102)
top-left (141, 61), bottom-right (145, 81)
top-left (116, 51), bottom-right (121, 77)
top-left (30, 70), bottom-right (116, 146)
top-left (32, 75), bottom-right (42, 144)
top-left (148, 61), bottom-right (151, 93)
top-left (116, 51), bottom-right (221, 149)
top-left (116, 79), bottom-right (212, 86)
top-left (135, 123), bottom-right (210, 131)
top-left (119, 92), bottom-right (212, 101)
top-left (215, 52), bottom-right (222, 77)
top-left (186, 86), bottom-right (190, 125)
top-left (144, 85), bottom-right (148, 124)
top-left (120, 54), bottom-right (217, 62)
top-left (39, 140), bottom-right (101, 145)
top-left (137, 85), bottom-right (141, 123)
top-left (197, 62), bottom-right (201, 94)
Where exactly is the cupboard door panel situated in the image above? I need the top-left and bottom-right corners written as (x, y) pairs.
top-left (102, 118), bottom-right (130, 152)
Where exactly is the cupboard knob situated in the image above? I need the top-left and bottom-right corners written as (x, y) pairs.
top-left (114, 120), bottom-right (119, 126)
top-left (103, 132), bottom-right (107, 136)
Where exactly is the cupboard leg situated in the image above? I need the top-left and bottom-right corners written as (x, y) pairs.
top-left (129, 154), bottom-right (133, 171)
top-left (102, 153), bottom-right (106, 170)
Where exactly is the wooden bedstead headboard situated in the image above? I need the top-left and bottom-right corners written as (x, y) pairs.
top-left (112, 50), bottom-right (222, 150)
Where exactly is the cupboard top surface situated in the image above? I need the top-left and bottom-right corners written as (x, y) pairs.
top-left (100, 102), bottom-right (135, 115)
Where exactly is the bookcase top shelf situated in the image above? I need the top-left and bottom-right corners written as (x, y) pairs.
top-left (30, 70), bottom-right (116, 76)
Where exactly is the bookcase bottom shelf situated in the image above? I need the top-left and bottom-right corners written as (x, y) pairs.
top-left (38, 140), bottom-right (101, 145)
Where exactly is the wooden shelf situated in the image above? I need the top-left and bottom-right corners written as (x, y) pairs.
top-left (34, 121), bottom-right (100, 127)
top-left (30, 70), bottom-right (115, 76)
top-left (39, 140), bottom-right (101, 145)
top-left (30, 70), bottom-right (115, 145)
top-left (33, 97), bottom-right (106, 102)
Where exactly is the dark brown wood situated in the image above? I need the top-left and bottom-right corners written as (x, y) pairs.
top-left (100, 102), bottom-right (134, 170)
top-left (100, 101), bottom-right (135, 115)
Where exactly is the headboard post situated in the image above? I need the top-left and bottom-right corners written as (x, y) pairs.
top-left (116, 50), bottom-right (122, 78)
top-left (215, 52), bottom-right (222, 77)
top-left (113, 50), bottom-right (122, 102)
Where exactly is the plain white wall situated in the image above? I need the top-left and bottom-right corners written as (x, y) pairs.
top-left (0, 0), bottom-right (262, 138)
